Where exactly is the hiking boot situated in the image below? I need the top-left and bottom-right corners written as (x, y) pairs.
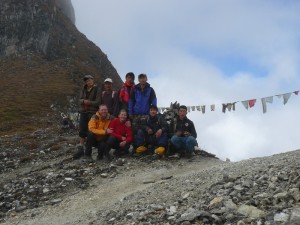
top-left (185, 151), bottom-right (194, 159)
top-left (194, 146), bottom-right (202, 154)
top-left (104, 153), bottom-right (112, 162)
top-left (96, 154), bottom-right (103, 160)
top-left (136, 145), bottom-right (147, 153)
top-left (152, 153), bottom-right (160, 160)
top-left (82, 155), bottom-right (93, 163)
top-left (168, 153), bottom-right (180, 159)
top-left (73, 145), bottom-right (84, 160)
top-left (155, 147), bottom-right (165, 156)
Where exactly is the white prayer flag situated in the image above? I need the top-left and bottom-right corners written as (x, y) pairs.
top-left (283, 93), bottom-right (292, 105)
top-left (241, 100), bottom-right (249, 110)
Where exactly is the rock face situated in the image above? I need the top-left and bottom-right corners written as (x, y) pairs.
top-left (55, 0), bottom-right (75, 24)
top-left (0, 0), bottom-right (122, 134)
top-left (0, 0), bottom-right (75, 57)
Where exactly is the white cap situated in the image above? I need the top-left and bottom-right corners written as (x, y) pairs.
top-left (104, 78), bottom-right (113, 83)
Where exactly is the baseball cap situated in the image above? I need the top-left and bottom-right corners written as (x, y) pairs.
top-left (104, 78), bottom-right (113, 83)
top-left (83, 75), bottom-right (93, 81)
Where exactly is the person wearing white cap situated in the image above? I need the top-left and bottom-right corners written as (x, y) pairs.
top-left (100, 78), bottom-right (119, 117)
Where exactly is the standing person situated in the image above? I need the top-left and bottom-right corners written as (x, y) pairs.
top-left (100, 78), bottom-right (119, 117)
top-left (128, 73), bottom-right (157, 147)
top-left (170, 105), bottom-right (198, 158)
top-left (73, 74), bottom-right (100, 159)
top-left (136, 105), bottom-right (168, 157)
top-left (83, 104), bottom-right (114, 162)
top-left (103, 109), bottom-right (133, 160)
top-left (119, 72), bottom-right (135, 111)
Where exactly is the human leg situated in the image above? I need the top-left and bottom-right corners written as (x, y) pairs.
top-left (136, 129), bottom-right (147, 153)
top-left (78, 113), bottom-right (93, 144)
top-left (116, 143), bottom-right (131, 157)
top-left (102, 136), bottom-right (117, 160)
top-left (97, 141), bottom-right (107, 160)
top-left (154, 132), bottom-right (168, 156)
top-left (85, 132), bottom-right (98, 157)
top-left (185, 136), bottom-right (198, 157)
top-left (74, 113), bottom-right (90, 159)
top-left (170, 135), bottom-right (184, 150)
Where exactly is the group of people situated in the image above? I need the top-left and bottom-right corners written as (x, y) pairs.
top-left (73, 72), bottom-right (199, 162)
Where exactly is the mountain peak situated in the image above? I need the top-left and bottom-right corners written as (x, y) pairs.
top-left (0, 0), bottom-right (122, 134)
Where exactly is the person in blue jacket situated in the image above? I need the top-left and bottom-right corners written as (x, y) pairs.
top-left (128, 73), bottom-right (157, 148)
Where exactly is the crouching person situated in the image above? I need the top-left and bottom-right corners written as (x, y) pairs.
top-left (84, 104), bottom-right (114, 162)
top-left (170, 105), bottom-right (197, 158)
top-left (103, 110), bottom-right (132, 160)
top-left (136, 105), bottom-right (168, 157)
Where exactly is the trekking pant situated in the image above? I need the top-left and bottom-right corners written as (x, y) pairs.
top-left (85, 132), bottom-right (106, 157)
top-left (79, 112), bottom-right (94, 138)
top-left (103, 136), bottom-right (130, 157)
top-left (170, 135), bottom-right (197, 153)
top-left (131, 115), bottom-right (147, 147)
top-left (136, 129), bottom-right (168, 148)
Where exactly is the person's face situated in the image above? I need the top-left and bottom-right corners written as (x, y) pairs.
top-left (118, 111), bottom-right (127, 122)
top-left (98, 105), bottom-right (108, 117)
top-left (149, 108), bottom-right (158, 117)
top-left (138, 76), bottom-right (147, 85)
top-left (104, 82), bottom-right (112, 90)
top-left (126, 76), bottom-right (134, 84)
top-left (85, 78), bottom-right (94, 87)
top-left (178, 108), bottom-right (187, 119)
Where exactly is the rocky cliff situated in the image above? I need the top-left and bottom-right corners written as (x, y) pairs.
top-left (0, 0), bottom-right (122, 134)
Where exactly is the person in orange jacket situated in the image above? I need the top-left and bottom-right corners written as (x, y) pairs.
top-left (83, 104), bottom-right (114, 162)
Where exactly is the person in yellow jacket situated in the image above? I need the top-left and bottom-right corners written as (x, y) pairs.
top-left (83, 104), bottom-right (114, 162)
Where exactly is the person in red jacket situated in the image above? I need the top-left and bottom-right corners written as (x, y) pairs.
top-left (102, 109), bottom-right (132, 160)
top-left (119, 72), bottom-right (135, 111)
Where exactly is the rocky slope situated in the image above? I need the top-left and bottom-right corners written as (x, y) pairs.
top-left (0, 127), bottom-right (299, 225)
top-left (0, 0), bottom-right (122, 134)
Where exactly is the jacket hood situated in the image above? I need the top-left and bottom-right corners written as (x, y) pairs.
top-left (136, 82), bottom-right (150, 89)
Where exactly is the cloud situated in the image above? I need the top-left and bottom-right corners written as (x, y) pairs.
top-left (72, 0), bottom-right (300, 161)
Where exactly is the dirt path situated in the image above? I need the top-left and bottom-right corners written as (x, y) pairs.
top-left (4, 157), bottom-right (224, 225)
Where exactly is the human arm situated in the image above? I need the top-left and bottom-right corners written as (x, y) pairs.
top-left (150, 88), bottom-right (157, 107)
top-left (128, 90), bottom-right (135, 117)
top-left (125, 126), bottom-right (133, 143)
top-left (155, 115), bottom-right (168, 138)
top-left (113, 91), bottom-right (120, 117)
top-left (189, 121), bottom-right (197, 138)
top-left (109, 119), bottom-right (123, 141)
top-left (88, 115), bottom-right (107, 136)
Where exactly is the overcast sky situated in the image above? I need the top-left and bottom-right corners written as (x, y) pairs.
top-left (72, 0), bottom-right (300, 161)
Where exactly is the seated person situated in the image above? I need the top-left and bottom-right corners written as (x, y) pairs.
top-left (170, 105), bottom-right (198, 158)
top-left (135, 105), bottom-right (168, 157)
top-left (103, 109), bottom-right (132, 160)
top-left (84, 104), bottom-right (114, 162)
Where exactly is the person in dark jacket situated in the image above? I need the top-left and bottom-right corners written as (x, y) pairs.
top-left (128, 73), bottom-right (157, 147)
top-left (73, 74), bottom-right (100, 159)
top-left (100, 78), bottom-right (119, 117)
top-left (128, 73), bottom-right (157, 116)
top-left (170, 105), bottom-right (198, 158)
top-left (136, 105), bottom-right (168, 157)
top-left (119, 72), bottom-right (135, 111)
